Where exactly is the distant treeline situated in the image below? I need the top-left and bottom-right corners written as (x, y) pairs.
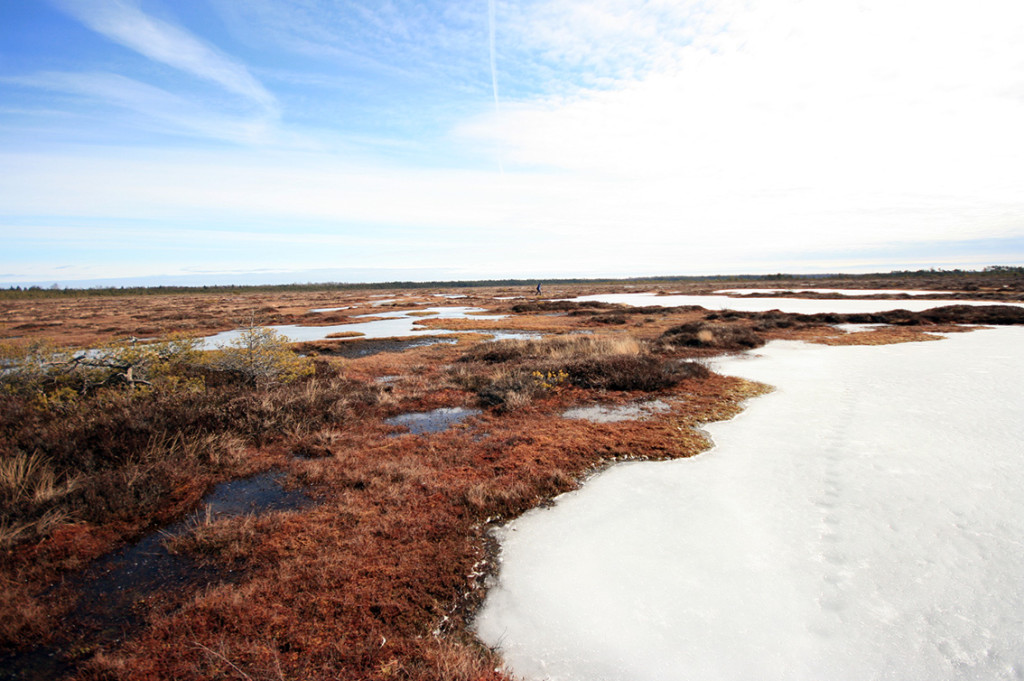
top-left (2, 266), bottom-right (1021, 300)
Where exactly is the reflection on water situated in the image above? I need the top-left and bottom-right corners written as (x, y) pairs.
top-left (308, 305), bottom-right (352, 313)
top-left (201, 306), bottom-right (506, 348)
top-left (385, 407), bottom-right (482, 435)
top-left (322, 337), bottom-right (458, 358)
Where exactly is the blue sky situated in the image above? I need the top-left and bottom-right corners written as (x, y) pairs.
top-left (2, 0), bottom-right (1024, 287)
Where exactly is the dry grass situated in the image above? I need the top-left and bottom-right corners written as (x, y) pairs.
top-left (0, 452), bottom-right (78, 551)
top-left (757, 323), bottom-right (979, 347)
top-left (814, 327), bottom-right (947, 345)
top-left (462, 333), bottom-right (641, 364)
top-left (165, 509), bottom-right (290, 566)
top-left (1, 325), bottom-right (762, 679)
top-left (0, 356), bottom-right (360, 649)
top-left (0, 451), bottom-right (75, 506)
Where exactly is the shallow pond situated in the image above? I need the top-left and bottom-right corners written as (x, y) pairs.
top-left (384, 407), bottom-right (482, 435)
top-left (308, 305), bottom-right (352, 313)
top-left (321, 337), bottom-right (458, 358)
top-left (201, 306), bottom-right (506, 348)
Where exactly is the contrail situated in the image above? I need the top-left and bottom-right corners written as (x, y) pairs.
top-left (488, 0), bottom-right (504, 173)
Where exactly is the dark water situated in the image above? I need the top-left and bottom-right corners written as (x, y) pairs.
top-left (1, 471), bottom-right (309, 681)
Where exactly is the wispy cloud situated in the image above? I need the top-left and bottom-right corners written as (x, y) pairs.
top-left (493, 0), bottom-right (724, 95)
top-left (212, 1), bottom-right (488, 87)
top-left (52, 0), bottom-right (277, 114)
top-left (3, 71), bottom-right (275, 144)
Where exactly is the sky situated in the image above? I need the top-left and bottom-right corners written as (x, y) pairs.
top-left (2, 0), bottom-right (1024, 287)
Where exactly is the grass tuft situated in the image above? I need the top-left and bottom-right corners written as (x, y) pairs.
top-left (165, 509), bottom-right (283, 566)
top-left (461, 334), bottom-right (641, 365)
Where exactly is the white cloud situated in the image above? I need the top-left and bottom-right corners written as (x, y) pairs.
top-left (53, 0), bottom-right (277, 113)
top-left (498, 0), bottom-right (702, 77)
top-left (1, 142), bottom-right (1018, 272)
top-left (459, 0), bottom-right (1024, 253)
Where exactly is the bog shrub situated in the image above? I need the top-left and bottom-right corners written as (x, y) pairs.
top-left (659, 322), bottom-right (764, 350)
top-left (563, 354), bottom-right (680, 391)
top-left (0, 335), bottom-right (200, 396)
top-left (205, 326), bottom-right (313, 387)
top-left (477, 369), bottom-right (540, 411)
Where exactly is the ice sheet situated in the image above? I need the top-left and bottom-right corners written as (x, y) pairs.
top-left (474, 327), bottom-right (1024, 680)
top-left (715, 288), bottom-right (952, 296)
top-left (562, 400), bottom-right (671, 423)
top-left (568, 292), bottom-right (1024, 314)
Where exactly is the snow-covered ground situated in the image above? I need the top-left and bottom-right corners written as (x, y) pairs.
top-left (714, 288), bottom-right (952, 296)
top-left (567, 292), bottom-right (1024, 314)
top-left (474, 326), bottom-right (1024, 680)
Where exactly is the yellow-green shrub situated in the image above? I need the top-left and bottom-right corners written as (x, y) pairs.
top-left (204, 327), bottom-right (313, 387)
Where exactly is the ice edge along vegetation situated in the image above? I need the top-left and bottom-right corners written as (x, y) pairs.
top-left (475, 326), bottom-right (1024, 681)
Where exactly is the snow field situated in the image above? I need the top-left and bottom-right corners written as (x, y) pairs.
top-left (568, 292), bottom-right (1024, 315)
top-left (474, 326), bottom-right (1024, 680)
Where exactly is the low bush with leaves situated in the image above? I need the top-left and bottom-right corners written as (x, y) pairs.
top-left (204, 326), bottom-right (314, 387)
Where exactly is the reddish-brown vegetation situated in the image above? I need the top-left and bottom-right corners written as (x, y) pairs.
top-left (2, 276), bottom-right (1021, 680)
top-left (68, 370), bottom-right (760, 681)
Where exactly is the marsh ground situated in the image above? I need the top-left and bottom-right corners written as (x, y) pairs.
top-left (1, 274), bottom-right (1021, 680)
